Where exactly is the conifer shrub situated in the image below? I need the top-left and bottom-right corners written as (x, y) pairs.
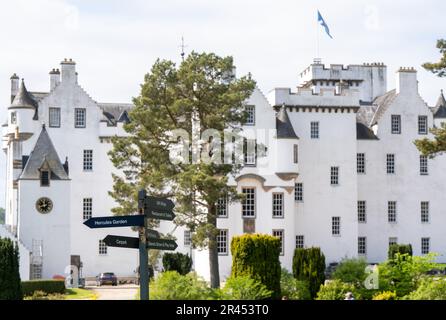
top-left (230, 234), bottom-right (281, 299)
top-left (0, 237), bottom-right (22, 300)
top-left (162, 252), bottom-right (192, 275)
top-left (292, 247), bottom-right (326, 298)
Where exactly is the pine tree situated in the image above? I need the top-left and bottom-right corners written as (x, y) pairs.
top-left (108, 52), bottom-right (256, 288)
top-left (415, 39), bottom-right (446, 156)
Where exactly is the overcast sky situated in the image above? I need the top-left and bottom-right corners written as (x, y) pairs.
top-left (0, 0), bottom-right (445, 207)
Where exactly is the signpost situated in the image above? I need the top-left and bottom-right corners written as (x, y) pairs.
top-left (83, 215), bottom-right (144, 229)
top-left (147, 238), bottom-right (178, 251)
top-left (84, 189), bottom-right (177, 301)
top-left (103, 235), bottom-right (139, 249)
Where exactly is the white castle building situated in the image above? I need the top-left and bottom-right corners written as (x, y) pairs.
top-left (1, 58), bottom-right (446, 283)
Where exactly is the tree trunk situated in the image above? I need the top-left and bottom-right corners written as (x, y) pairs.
top-left (208, 206), bottom-right (220, 288)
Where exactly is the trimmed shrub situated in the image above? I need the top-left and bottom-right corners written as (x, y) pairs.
top-left (0, 237), bottom-right (22, 300)
top-left (405, 278), bottom-right (446, 300)
top-left (149, 271), bottom-right (212, 300)
top-left (162, 252), bottom-right (192, 275)
top-left (22, 280), bottom-right (66, 296)
top-left (373, 291), bottom-right (397, 300)
top-left (292, 247), bottom-right (326, 298)
top-left (280, 268), bottom-right (311, 300)
top-left (220, 275), bottom-right (272, 300)
top-left (231, 234), bottom-right (281, 299)
top-left (388, 244), bottom-right (412, 260)
top-left (316, 280), bottom-right (358, 300)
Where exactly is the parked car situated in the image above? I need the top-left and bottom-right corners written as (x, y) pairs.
top-left (96, 272), bottom-right (118, 286)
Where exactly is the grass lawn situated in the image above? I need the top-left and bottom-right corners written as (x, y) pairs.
top-left (64, 288), bottom-right (97, 300)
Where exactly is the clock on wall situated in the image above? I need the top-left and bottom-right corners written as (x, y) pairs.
top-left (36, 197), bottom-right (53, 214)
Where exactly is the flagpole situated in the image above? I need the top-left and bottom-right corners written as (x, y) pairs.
top-left (316, 15), bottom-right (320, 60)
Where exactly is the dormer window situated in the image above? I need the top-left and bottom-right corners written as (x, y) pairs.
top-left (40, 170), bottom-right (50, 187)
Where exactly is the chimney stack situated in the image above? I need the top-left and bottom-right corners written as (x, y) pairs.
top-left (60, 58), bottom-right (76, 84)
top-left (49, 68), bottom-right (61, 91)
top-left (396, 67), bottom-right (418, 95)
top-left (10, 73), bottom-right (19, 102)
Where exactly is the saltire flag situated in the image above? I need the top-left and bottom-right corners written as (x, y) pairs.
top-left (317, 10), bottom-right (333, 39)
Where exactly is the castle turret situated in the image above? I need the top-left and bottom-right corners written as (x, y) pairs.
top-left (8, 79), bottom-right (37, 140)
top-left (275, 104), bottom-right (299, 175)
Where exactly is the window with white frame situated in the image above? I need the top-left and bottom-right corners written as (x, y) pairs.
top-left (273, 229), bottom-right (284, 255)
top-left (244, 139), bottom-right (256, 166)
top-left (10, 111), bottom-right (17, 124)
top-left (358, 237), bottom-right (367, 255)
top-left (357, 153), bottom-right (365, 174)
top-left (388, 201), bottom-right (397, 223)
top-left (217, 229), bottom-right (228, 254)
top-left (420, 155), bottom-right (428, 175)
top-left (40, 170), bottom-right (50, 187)
top-left (75, 108), bottom-right (86, 128)
top-left (83, 150), bottom-right (93, 171)
top-left (242, 188), bottom-right (255, 218)
top-left (391, 115), bottom-right (401, 134)
top-left (295, 183), bottom-right (303, 202)
top-left (295, 235), bottom-right (304, 249)
top-left (184, 230), bottom-right (191, 246)
top-left (272, 193), bottom-right (284, 218)
top-left (49, 108), bottom-right (61, 128)
top-left (418, 116), bottom-right (428, 135)
top-left (358, 201), bottom-right (366, 223)
top-left (330, 166), bottom-right (339, 185)
top-left (99, 240), bottom-right (107, 255)
top-left (421, 237), bottom-right (430, 255)
top-left (421, 201), bottom-right (429, 223)
top-left (293, 144), bottom-right (298, 164)
top-left (83, 198), bottom-right (92, 220)
top-left (217, 197), bottom-right (228, 218)
top-left (245, 105), bottom-right (255, 125)
top-left (332, 217), bottom-right (341, 236)
top-left (386, 154), bottom-right (395, 174)
top-left (310, 121), bottom-right (319, 139)
top-left (389, 237), bottom-right (398, 247)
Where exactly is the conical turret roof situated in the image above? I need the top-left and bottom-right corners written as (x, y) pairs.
top-left (9, 79), bottom-right (39, 120)
top-left (276, 104), bottom-right (298, 139)
top-left (434, 90), bottom-right (446, 118)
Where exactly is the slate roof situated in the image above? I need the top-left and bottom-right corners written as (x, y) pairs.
top-left (356, 122), bottom-right (379, 140)
top-left (10, 80), bottom-right (39, 120)
top-left (276, 104), bottom-right (298, 139)
top-left (20, 126), bottom-right (69, 180)
top-left (98, 103), bottom-right (133, 126)
top-left (433, 90), bottom-right (446, 118)
top-left (369, 89), bottom-right (397, 126)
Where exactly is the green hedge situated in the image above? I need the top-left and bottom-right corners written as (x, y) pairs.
top-left (230, 234), bottom-right (281, 299)
top-left (22, 280), bottom-right (66, 296)
top-left (293, 247), bottom-right (326, 299)
top-left (0, 237), bottom-right (23, 300)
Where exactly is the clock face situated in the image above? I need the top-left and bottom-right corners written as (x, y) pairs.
top-left (36, 197), bottom-right (53, 214)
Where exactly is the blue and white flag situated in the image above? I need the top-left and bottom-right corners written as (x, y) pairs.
top-left (317, 10), bottom-right (333, 39)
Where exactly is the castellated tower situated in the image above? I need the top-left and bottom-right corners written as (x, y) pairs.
top-left (298, 61), bottom-right (387, 104)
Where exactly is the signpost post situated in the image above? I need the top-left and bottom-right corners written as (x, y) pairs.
top-left (83, 189), bottom-right (177, 301)
top-left (138, 189), bottom-right (149, 301)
